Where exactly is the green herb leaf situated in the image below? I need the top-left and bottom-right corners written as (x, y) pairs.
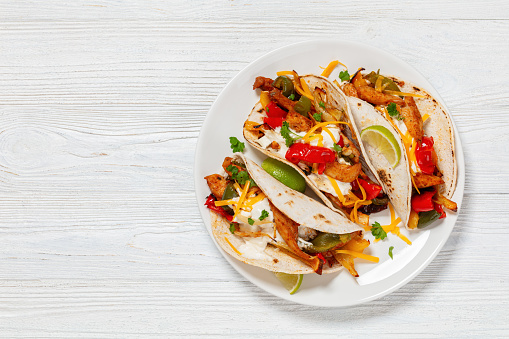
top-left (387, 103), bottom-right (403, 121)
top-left (280, 121), bottom-right (301, 147)
top-left (259, 210), bottom-right (269, 221)
top-left (332, 143), bottom-right (343, 155)
top-left (248, 218), bottom-right (255, 225)
top-left (319, 101), bottom-right (326, 108)
top-left (227, 165), bottom-right (256, 187)
top-left (229, 223), bottom-right (236, 234)
top-left (388, 246), bottom-right (394, 259)
top-left (229, 136), bottom-right (245, 153)
top-left (288, 93), bottom-right (295, 100)
top-left (339, 70), bottom-right (350, 82)
top-left (370, 221), bottom-right (387, 240)
top-left (313, 113), bottom-right (322, 122)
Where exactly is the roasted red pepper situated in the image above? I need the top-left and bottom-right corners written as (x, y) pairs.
top-left (357, 178), bottom-right (383, 201)
top-left (285, 143), bottom-right (336, 165)
top-left (263, 116), bottom-right (284, 129)
top-left (434, 202), bottom-right (446, 219)
top-left (265, 102), bottom-right (287, 118)
top-left (415, 136), bottom-right (435, 175)
top-left (337, 134), bottom-right (344, 148)
top-left (204, 194), bottom-right (233, 222)
top-left (411, 189), bottom-right (436, 213)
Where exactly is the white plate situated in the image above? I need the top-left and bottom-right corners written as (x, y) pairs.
top-left (194, 40), bottom-right (464, 307)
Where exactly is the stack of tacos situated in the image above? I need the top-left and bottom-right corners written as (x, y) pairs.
top-left (203, 65), bottom-right (458, 279)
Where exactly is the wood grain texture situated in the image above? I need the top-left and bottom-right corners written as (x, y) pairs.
top-left (0, 0), bottom-right (508, 337)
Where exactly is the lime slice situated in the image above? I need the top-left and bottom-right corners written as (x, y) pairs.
top-left (261, 158), bottom-right (306, 193)
top-left (360, 125), bottom-right (401, 167)
top-left (274, 272), bottom-right (303, 294)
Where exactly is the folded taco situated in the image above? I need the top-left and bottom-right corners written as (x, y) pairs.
top-left (340, 69), bottom-right (458, 229)
top-left (204, 153), bottom-right (374, 276)
top-left (244, 72), bottom-right (390, 228)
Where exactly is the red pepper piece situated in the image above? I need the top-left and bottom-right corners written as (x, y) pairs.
top-left (204, 194), bottom-right (233, 222)
top-left (285, 143), bottom-right (336, 165)
top-left (317, 163), bottom-right (326, 175)
top-left (337, 134), bottom-right (344, 148)
top-left (265, 102), bottom-right (287, 118)
top-left (415, 136), bottom-right (435, 175)
top-left (263, 116), bottom-right (284, 129)
top-left (317, 253), bottom-right (327, 264)
top-left (411, 189), bottom-right (436, 213)
top-left (357, 178), bottom-right (383, 201)
top-left (434, 202), bottom-right (446, 219)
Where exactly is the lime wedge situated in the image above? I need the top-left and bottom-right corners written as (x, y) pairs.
top-left (261, 158), bottom-right (306, 193)
top-left (360, 125), bottom-right (401, 167)
top-left (274, 272), bottom-right (303, 294)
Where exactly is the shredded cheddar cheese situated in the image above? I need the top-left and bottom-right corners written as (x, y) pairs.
top-left (321, 60), bottom-right (339, 77)
top-left (232, 181), bottom-right (251, 220)
top-left (302, 121), bottom-right (352, 142)
top-left (224, 237), bottom-right (242, 256)
top-left (327, 175), bottom-right (346, 204)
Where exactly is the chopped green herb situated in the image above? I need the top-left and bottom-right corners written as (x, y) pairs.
top-left (265, 106), bottom-right (270, 113)
top-left (259, 210), bottom-right (269, 221)
top-left (229, 223), bottom-right (236, 234)
top-left (226, 165), bottom-right (256, 187)
top-left (280, 121), bottom-right (301, 147)
top-left (248, 218), bottom-right (255, 225)
top-left (371, 221), bottom-right (387, 240)
top-left (288, 93), bottom-right (295, 100)
top-left (387, 103), bottom-right (404, 121)
top-left (229, 136), bottom-right (245, 153)
top-left (313, 113), bottom-right (322, 122)
top-left (339, 70), bottom-right (350, 82)
top-left (333, 144), bottom-right (343, 155)
top-left (319, 101), bottom-right (326, 108)
top-left (388, 246), bottom-right (394, 259)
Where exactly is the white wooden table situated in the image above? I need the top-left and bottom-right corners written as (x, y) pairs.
top-left (1, 1), bottom-right (508, 337)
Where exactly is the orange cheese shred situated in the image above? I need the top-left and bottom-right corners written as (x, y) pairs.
top-left (321, 60), bottom-right (339, 78)
top-left (224, 237), bottom-right (242, 256)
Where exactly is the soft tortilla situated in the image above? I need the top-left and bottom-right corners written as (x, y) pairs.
top-left (210, 154), bottom-right (363, 274)
top-left (244, 74), bottom-right (381, 218)
top-left (347, 97), bottom-right (413, 226)
top-left (391, 78), bottom-right (457, 199)
top-left (345, 76), bottom-right (457, 228)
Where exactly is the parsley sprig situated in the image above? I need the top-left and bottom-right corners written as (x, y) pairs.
top-left (259, 210), bottom-right (269, 221)
top-left (280, 121), bottom-right (302, 147)
top-left (387, 103), bottom-right (404, 121)
top-left (332, 143), bottom-right (343, 156)
top-left (313, 113), bottom-right (322, 122)
top-left (370, 221), bottom-right (388, 240)
top-left (229, 136), bottom-right (245, 153)
top-left (339, 70), bottom-right (350, 82)
top-left (227, 165), bottom-right (256, 187)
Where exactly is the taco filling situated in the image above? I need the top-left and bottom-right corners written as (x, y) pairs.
top-left (245, 72), bottom-right (389, 227)
top-left (340, 69), bottom-right (457, 229)
top-left (204, 155), bottom-right (375, 277)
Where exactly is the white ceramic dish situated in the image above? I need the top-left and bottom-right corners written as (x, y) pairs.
top-left (194, 40), bottom-right (464, 307)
